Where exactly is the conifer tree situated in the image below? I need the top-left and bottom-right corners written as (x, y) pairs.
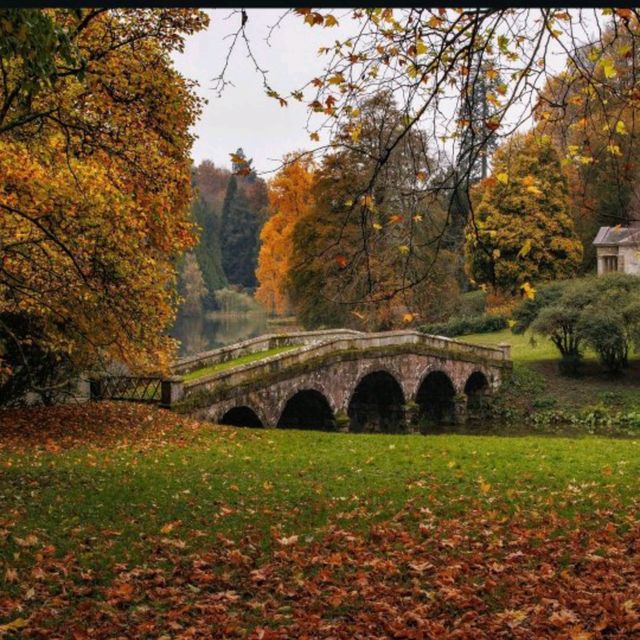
top-left (191, 194), bottom-right (226, 300)
top-left (220, 176), bottom-right (261, 289)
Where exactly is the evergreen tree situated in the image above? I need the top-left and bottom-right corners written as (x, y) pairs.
top-left (191, 193), bottom-right (227, 300)
top-left (231, 147), bottom-right (257, 182)
top-left (220, 175), bottom-right (261, 289)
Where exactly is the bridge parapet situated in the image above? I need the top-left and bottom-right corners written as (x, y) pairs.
top-left (172, 329), bottom-right (364, 377)
top-left (167, 330), bottom-right (510, 411)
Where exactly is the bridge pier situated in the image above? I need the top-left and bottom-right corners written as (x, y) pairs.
top-left (454, 394), bottom-right (468, 426)
top-left (404, 402), bottom-right (421, 434)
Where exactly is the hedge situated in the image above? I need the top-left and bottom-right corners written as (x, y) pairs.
top-left (419, 313), bottom-right (508, 338)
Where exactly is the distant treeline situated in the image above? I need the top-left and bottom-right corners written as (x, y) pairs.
top-left (177, 149), bottom-right (268, 315)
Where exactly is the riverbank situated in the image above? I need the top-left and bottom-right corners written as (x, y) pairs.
top-left (464, 329), bottom-right (640, 436)
top-left (0, 401), bottom-right (639, 637)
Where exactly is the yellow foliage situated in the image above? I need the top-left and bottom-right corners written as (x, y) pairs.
top-left (0, 10), bottom-right (207, 377)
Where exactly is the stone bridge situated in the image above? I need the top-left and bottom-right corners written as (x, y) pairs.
top-left (164, 329), bottom-right (512, 433)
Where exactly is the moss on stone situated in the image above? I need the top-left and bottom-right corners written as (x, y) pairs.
top-left (174, 342), bottom-right (510, 413)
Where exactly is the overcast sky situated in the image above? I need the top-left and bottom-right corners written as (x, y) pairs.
top-left (172, 9), bottom-right (355, 176)
top-left (172, 9), bottom-right (588, 177)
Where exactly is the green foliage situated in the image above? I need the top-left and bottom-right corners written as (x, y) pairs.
top-left (511, 280), bottom-right (571, 334)
top-left (419, 313), bottom-right (508, 337)
top-left (577, 309), bottom-right (628, 373)
top-left (455, 290), bottom-right (487, 316)
top-left (220, 176), bottom-right (263, 289)
top-left (465, 132), bottom-right (583, 294)
top-left (529, 405), bottom-right (640, 434)
top-left (190, 194), bottom-right (227, 300)
top-left (518, 273), bottom-right (640, 374)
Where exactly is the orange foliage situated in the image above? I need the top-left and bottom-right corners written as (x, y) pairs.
top-left (256, 156), bottom-right (316, 315)
top-left (0, 10), bottom-right (208, 378)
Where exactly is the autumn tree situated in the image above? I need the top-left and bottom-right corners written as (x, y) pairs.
top-left (536, 20), bottom-right (640, 269)
top-left (465, 132), bottom-right (583, 295)
top-left (0, 9), bottom-right (208, 402)
top-left (288, 92), bottom-right (460, 330)
top-left (255, 155), bottom-right (316, 315)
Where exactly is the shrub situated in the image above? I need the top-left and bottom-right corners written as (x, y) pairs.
top-left (530, 304), bottom-right (583, 375)
top-left (577, 305), bottom-right (632, 373)
top-left (213, 287), bottom-right (261, 314)
top-left (419, 313), bottom-right (508, 337)
top-left (511, 280), bottom-right (571, 334)
top-left (522, 273), bottom-right (640, 375)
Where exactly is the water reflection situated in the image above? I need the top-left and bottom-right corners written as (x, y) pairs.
top-left (170, 309), bottom-right (269, 357)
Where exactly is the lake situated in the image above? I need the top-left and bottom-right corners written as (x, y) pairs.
top-left (170, 309), bottom-right (301, 358)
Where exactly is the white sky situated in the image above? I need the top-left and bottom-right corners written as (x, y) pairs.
top-left (172, 9), bottom-right (355, 175)
top-left (172, 9), bottom-right (596, 176)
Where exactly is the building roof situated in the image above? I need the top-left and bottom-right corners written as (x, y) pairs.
top-left (593, 225), bottom-right (640, 246)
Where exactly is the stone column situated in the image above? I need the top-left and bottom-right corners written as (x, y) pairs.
top-left (161, 376), bottom-right (185, 408)
top-left (454, 394), bottom-right (468, 425)
top-left (403, 402), bottom-right (420, 434)
top-left (497, 342), bottom-right (511, 361)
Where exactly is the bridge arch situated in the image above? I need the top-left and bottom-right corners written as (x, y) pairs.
top-left (277, 389), bottom-right (336, 430)
top-left (415, 369), bottom-right (456, 428)
top-left (348, 369), bottom-right (406, 433)
top-left (219, 405), bottom-right (264, 428)
top-left (464, 370), bottom-right (490, 419)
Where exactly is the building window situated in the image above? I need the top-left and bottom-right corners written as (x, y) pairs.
top-left (603, 255), bottom-right (618, 273)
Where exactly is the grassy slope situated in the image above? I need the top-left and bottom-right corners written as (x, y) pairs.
top-left (463, 329), bottom-right (640, 413)
top-left (182, 344), bottom-right (301, 381)
top-left (1, 404), bottom-right (639, 635)
top-left (1, 410), bottom-right (639, 571)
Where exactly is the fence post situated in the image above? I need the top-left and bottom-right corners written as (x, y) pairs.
top-left (161, 376), bottom-right (185, 409)
top-left (89, 378), bottom-right (102, 401)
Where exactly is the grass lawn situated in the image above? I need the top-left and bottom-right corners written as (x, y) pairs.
top-left (182, 344), bottom-right (301, 381)
top-left (461, 328), bottom-right (561, 362)
top-left (463, 328), bottom-right (640, 415)
top-left (0, 402), bottom-right (639, 637)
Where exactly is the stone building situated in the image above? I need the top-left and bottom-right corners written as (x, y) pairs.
top-left (593, 222), bottom-right (640, 275)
